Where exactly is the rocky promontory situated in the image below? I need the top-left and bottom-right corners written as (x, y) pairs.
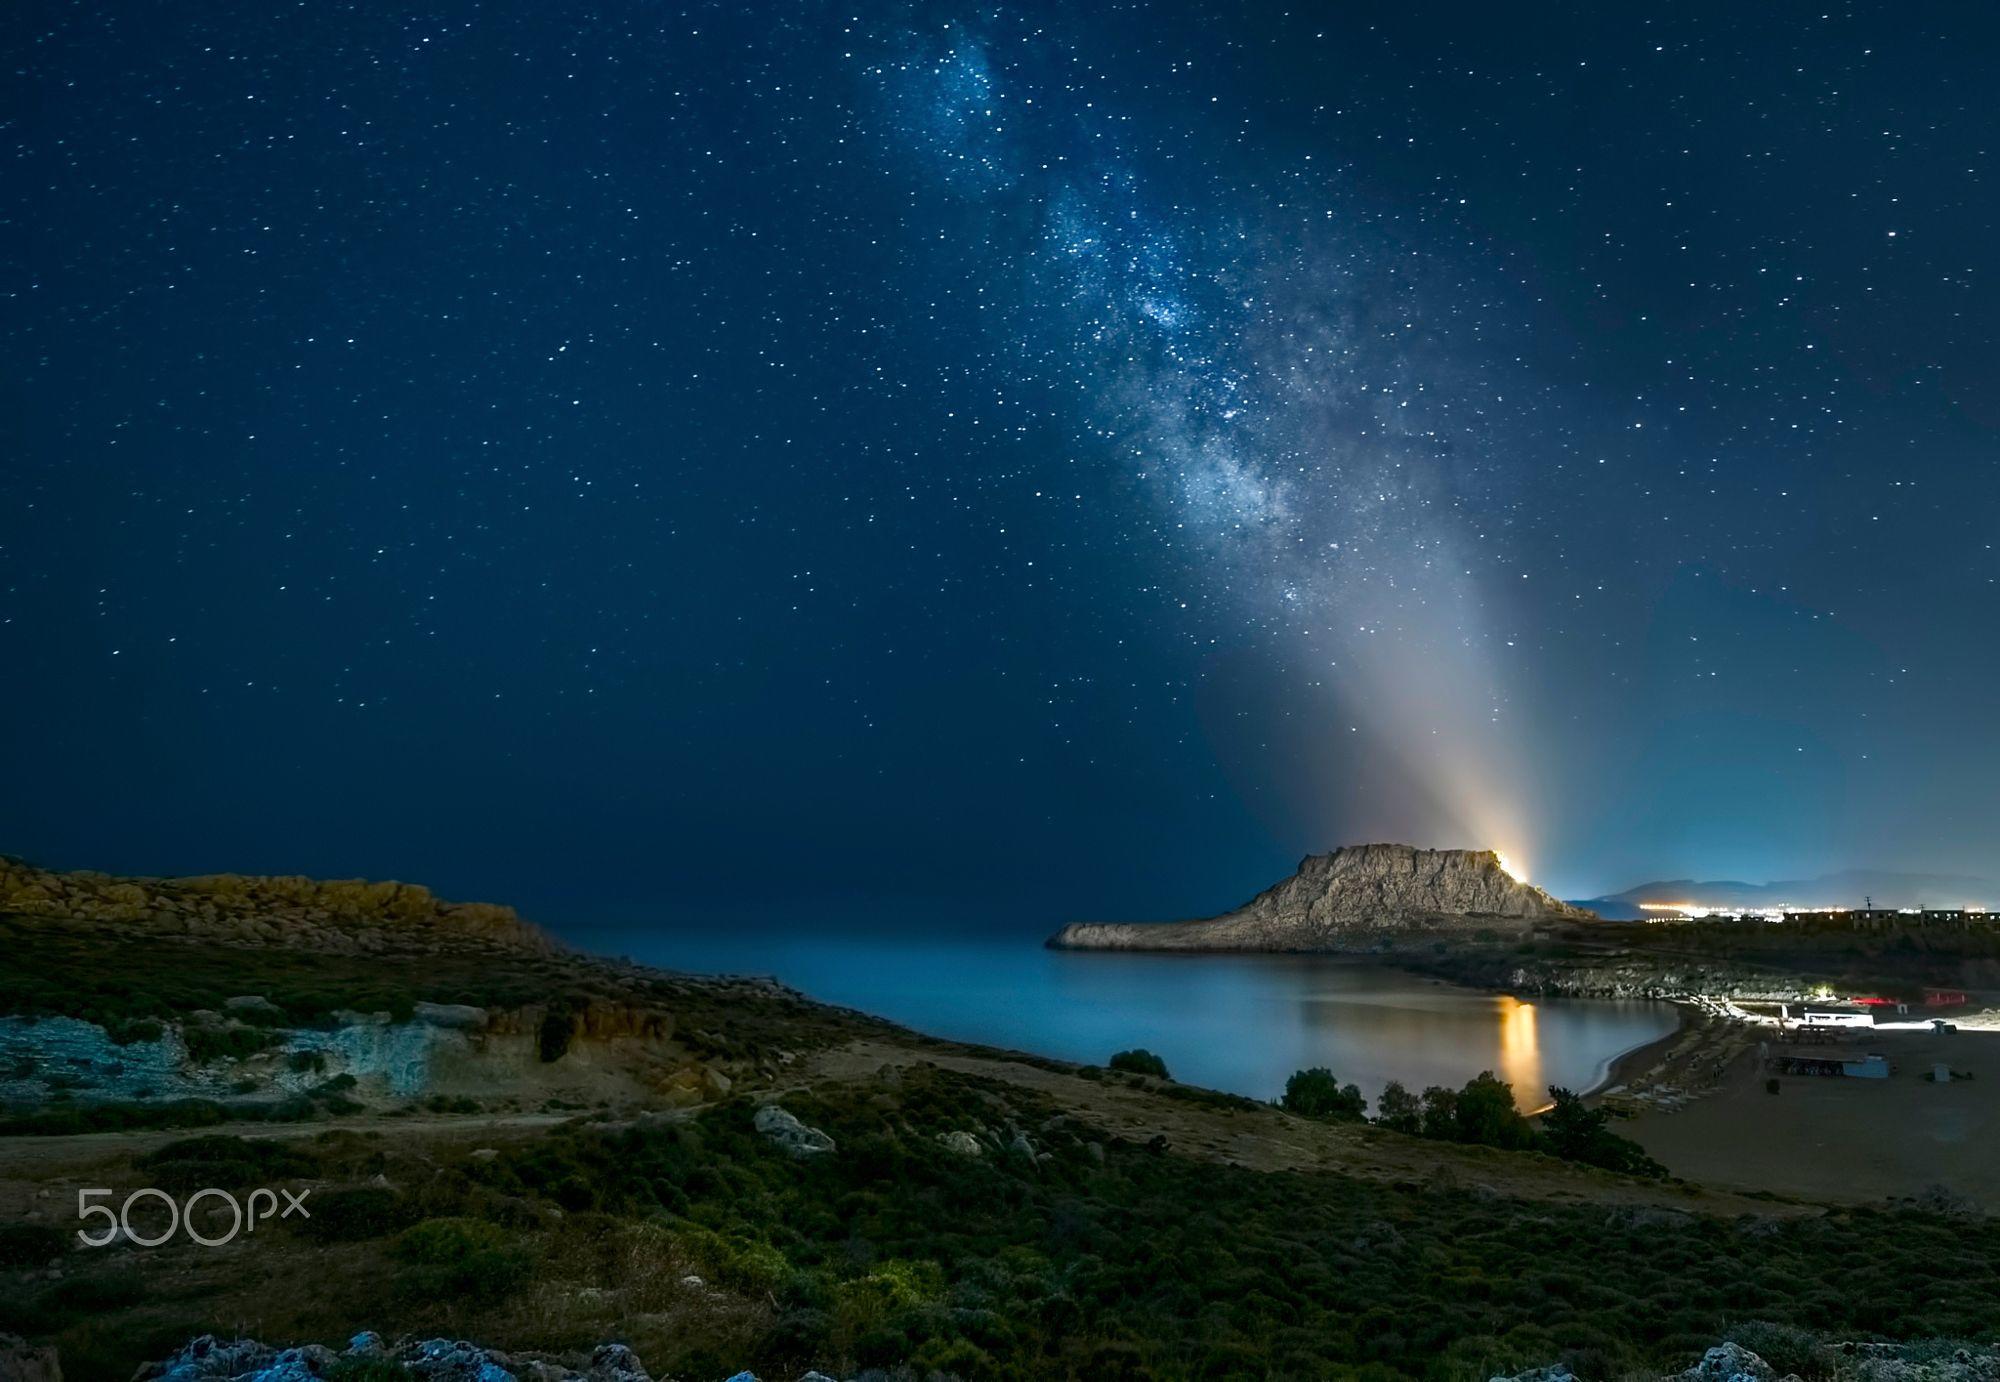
top-left (1050, 843), bottom-right (1593, 952)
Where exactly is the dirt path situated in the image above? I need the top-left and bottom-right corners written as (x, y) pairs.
top-left (0, 1110), bottom-right (575, 1174)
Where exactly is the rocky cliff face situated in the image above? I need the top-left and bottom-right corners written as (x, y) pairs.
top-left (1050, 844), bottom-right (1594, 952)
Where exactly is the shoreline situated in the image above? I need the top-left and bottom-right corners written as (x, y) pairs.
top-left (1586, 1000), bottom-right (1693, 1100)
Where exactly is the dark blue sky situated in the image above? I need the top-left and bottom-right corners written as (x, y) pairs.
top-left (4, 2), bottom-right (1996, 927)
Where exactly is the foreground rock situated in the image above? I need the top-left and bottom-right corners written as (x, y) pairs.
top-left (138, 1332), bottom-right (655, 1381)
top-left (754, 1103), bottom-right (837, 1157)
top-left (134, 1333), bottom-right (861, 1381)
top-left (1051, 843), bottom-right (1592, 952)
top-left (1493, 1340), bottom-right (2000, 1382)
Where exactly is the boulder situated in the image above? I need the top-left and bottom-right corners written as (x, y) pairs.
top-left (1682, 1343), bottom-right (1776, 1382)
top-left (585, 1343), bottom-right (652, 1381)
top-left (413, 1002), bottom-right (489, 1031)
top-left (936, 1130), bottom-right (983, 1157)
top-left (754, 1105), bottom-right (836, 1158)
top-left (0, 1333), bottom-right (61, 1382)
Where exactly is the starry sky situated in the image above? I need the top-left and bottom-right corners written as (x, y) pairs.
top-left (4, 2), bottom-right (1996, 929)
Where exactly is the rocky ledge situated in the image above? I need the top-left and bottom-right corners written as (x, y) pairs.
top-left (1050, 843), bottom-right (1593, 952)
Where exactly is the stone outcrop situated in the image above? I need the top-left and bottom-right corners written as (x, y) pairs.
top-left (0, 857), bottom-right (551, 955)
top-left (133, 1332), bottom-right (852, 1382)
top-left (754, 1104), bottom-right (836, 1157)
top-left (1494, 1340), bottom-right (2000, 1382)
top-left (1050, 844), bottom-right (1593, 953)
top-left (135, 1331), bottom-right (656, 1381)
top-left (0, 1333), bottom-right (61, 1382)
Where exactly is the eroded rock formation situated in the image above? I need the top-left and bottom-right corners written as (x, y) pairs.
top-left (1050, 843), bottom-right (1593, 952)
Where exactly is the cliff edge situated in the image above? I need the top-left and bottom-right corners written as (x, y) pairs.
top-left (1049, 843), bottom-right (1595, 952)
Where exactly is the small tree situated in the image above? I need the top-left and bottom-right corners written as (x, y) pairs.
top-left (1418, 1085), bottom-right (1459, 1140)
top-left (1108, 1049), bottom-right (1170, 1079)
top-left (1540, 1086), bottom-right (1667, 1178)
top-left (1281, 1068), bottom-right (1367, 1122)
top-left (1453, 1071), bottom-right (1537, 1149)
top-left (1373, 1080), bottom-right (1423, 1134)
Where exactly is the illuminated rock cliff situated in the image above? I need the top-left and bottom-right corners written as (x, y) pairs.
top-left (1049, 843), bottom-right (1594, 951)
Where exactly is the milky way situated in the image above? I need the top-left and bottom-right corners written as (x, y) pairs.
top-left (871, 23), bottom-right (1538, 859)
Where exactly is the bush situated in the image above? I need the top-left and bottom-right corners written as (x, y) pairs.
top-left (392, 1216), bottom-right (531, 1301)
top-left (1107, 1049), bottom-right (1170, 1079)
top-left (136, 1134), bottom-right (316, 1192)
top-left (297, 1186), bottom-right (417, 1242)
top-left (1373, 1080), bottom-right (1422, 1134)
top-left (184, 1024), bottom-right (282, 1064)
top-left (0, 1222), bottom-right (65, 1268)
top-left (1453, 1072), bottom-right (1538, 1150)
top-left (0, 1098), bottom-right (232, 1137)
top-left (1539, 1087), bottom-right (1666, 1178)
top-left (329, 1362), bottom-right (412, 1381)
top-left (103, 1017), bottom-right (164, 1045)
top-left (1281, 1068), bottom-right (1367, 1122)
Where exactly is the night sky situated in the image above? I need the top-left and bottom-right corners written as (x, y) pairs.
top-left (5, 3), bottom-right (1996, 930)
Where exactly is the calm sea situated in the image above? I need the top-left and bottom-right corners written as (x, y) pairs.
top-left (570, 929), bottom-right (1675, 1112)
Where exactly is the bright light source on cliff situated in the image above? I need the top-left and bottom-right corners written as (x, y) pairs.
top-left (1495, 852), bottom-right (1526, 883)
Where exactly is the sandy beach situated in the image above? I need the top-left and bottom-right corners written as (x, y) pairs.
top-left (1617, 1023), bottom-right (2000, 1209)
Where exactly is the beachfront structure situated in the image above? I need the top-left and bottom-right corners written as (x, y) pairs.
top-left (1640, 903), bottom-right (1993, 927)
top-left (1786, 1003), bottom-right (1874, 1028)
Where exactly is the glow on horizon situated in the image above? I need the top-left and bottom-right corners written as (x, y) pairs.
top-left (1495, 852), bottom-right (1526, 883)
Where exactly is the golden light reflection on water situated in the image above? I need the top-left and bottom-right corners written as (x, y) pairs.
top-left (1496, 996), bottom-right (1545, 1108)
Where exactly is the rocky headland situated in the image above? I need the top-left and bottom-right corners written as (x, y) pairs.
top-left (1050, 843), bottom-right (1593, 952)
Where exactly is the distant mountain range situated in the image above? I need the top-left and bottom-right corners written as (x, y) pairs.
top-left (1578, 868), bottom-right (1999, 919)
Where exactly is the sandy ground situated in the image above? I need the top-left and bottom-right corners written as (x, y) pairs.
top-left (1622, 1026), bottom-right (2000, 1209)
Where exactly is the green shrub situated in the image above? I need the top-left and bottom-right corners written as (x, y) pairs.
top-left (184, 1024), bottom-right (282, 1064)
top-left (1539, 1087), bottom-right (1666, 1178)
top-left (0, 1098), bottom-right (231, 1137)
top-left (298, 1186), bottom-right (417, 1242)
top-left (39, 1271), bottom-right (145, 1315)
top-left (136, 1134), bottom-right (316, 1191)
top-left (1453, 1072), bottom-right (1538, 1150)
top-left (1281, 1068), bottom-right (1367, 1122)
top-left (392, 1216), bottom-right (531, 1301)
top-left (1373, 1080), bottom-right (1422, 1134)
top-left (1107, 1049), bottom-right (1170, 1079)
top-left (103, 1017), bottom-right (164, 1045)
top-left (0, 1222), bottom-right (65, 1268)
top-left (328, 1361), bottom-right (412, 1381)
